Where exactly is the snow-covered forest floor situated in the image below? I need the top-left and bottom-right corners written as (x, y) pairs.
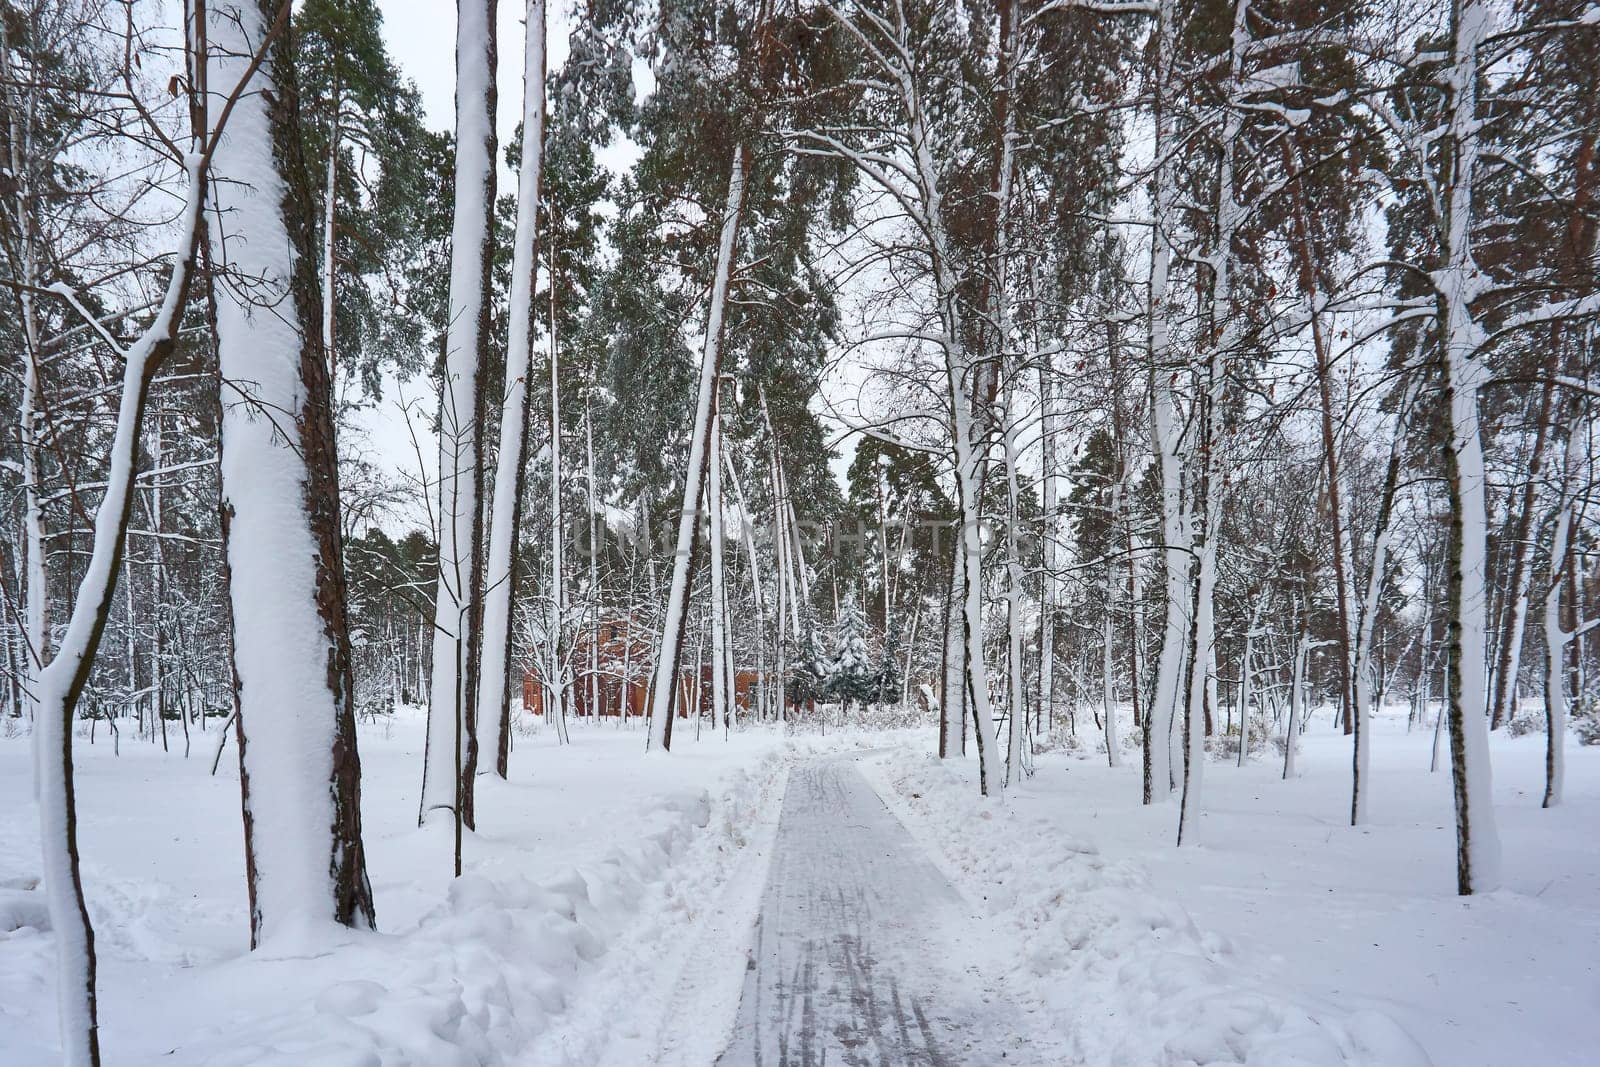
top-left (865, 709), bottom-right (1599, 1066)
top-left (2, 708), bottom-right (1596, 1065)
top-left (0, 712), bottom-right (815, 1064)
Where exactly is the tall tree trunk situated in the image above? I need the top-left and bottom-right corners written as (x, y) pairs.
top-left (31, 83), bottom-right (213, 1067)
top-left (648, 144), bottom-right (748, 751)
top-left (1103, 603), bottom-right (1119, 767)
top-left (423, 0), bottom-right (497, 831)
top-left (708, 379), bottom-right (730, 730)
top-left (547, 234), bottom-right (566, 728)
top-left (1543, 407), bottom-right (1587, 807)
top-left (1001, 364), bottom-right (1028, 783)
top-left (1490, 377), bottom-right (1556, 729)
top-left (938, 545), bottom-right (965, 756)
top-left (477, 0), bottom-right (546, 778)
top-left (586, 401), bottom-right (602, 720)
top-left (1349, 377), bottom-right (1416, 823)
top-left (1437, 0), bottom-right (1502, 895)
top-left (208, 0), bottom-right (375, 945)
top-left (1143, 0), bottom-right (1184, 805)
top-left (321, 82), bottom-right (339, 381)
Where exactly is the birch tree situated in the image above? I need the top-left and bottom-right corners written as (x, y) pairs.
top-left (478, 0), bottom-right (547, 777)
top-left (422, 0), bottom-right (496, 836)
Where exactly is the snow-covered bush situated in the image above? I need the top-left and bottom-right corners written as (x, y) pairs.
top-left (1033, 723), bottom-right (1082, 755)
top-left (1214, 719), bottom-right (1271, 760)
top-left (1574, 709), bottom-right (1600, 747)
top-left (1505, 712), bottom-right (1544, 738)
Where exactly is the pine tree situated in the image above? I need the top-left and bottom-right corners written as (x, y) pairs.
top-left (294, 0), bottom-right (438, 396)
top-left (206, 0), bottom-right (375, 947)
top-left (828, 598), bottom-right (877, 713)
top-left (789, 603), bottom-right (832, 712)
top-left (874, 620), bottom-right (904, 708)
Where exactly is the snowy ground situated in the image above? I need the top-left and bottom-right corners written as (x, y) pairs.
top-left (3, 706), bottom-right (1595, 1065)
top-left (861, 707), bottom-right (1599, 1067)
top-left (0, 710), bottom-right (834, 1065)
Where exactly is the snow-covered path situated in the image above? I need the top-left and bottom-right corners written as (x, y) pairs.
top-left (718, 757), bottom-right (1021, 1066)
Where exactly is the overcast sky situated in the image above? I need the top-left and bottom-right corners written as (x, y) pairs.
top-left (374, 1), bottom-right (573, 142)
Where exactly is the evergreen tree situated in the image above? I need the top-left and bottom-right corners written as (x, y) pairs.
top-left (828, 598), bottom-right (877, 712)
top-left (294, 0), bottom-right (440, 398)
top-left (874, 619), bottom-right (904, 708)
top-left (789, 602), bottom-right (833, 710)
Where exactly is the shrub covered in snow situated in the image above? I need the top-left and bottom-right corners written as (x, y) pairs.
top-left (1574, 708), bottom-right (1600, 747)
top-left (1505, 711), bottom-right (1544, 738)
top-left (1214, 718), bottom-right (1273, 760)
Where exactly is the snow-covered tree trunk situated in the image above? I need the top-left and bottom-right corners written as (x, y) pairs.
top-left (1542, 414), bottom-right (1588, 808)
top-left (31, 139), bottom-right (210, 1067)
top-left (321, 86), bottom-right (339, 378)
top-left (548, 239), bottom-right (566, 729)
top-left (586, 403), bottom-right (601, 720)
top-left (938, 550), bottom-right (965, 756)
top-left (810, 0), bottom-right (999, 790)
top-left (1178, 493), bottom-right (1218, 846)
top-left (708, 382), bottom-right (730, 730)
top-left (423, 0), bottom-right (497, 829)
top-left (947, 342), bottom-right (1002, 792)
top-left (1147, 366), bottom-right (1189, 803)
top-left (648, 144), bottom-right (747, 751)
top-left (904, 92), bottom-right (1003, 793)
top-left (1103, 607), bottom-right (1119, 767)
top-left (207, 0), bottom-right (375, 947)
top-left (1283, 621), bottom-right (1309, 780)
top-left (1237, 591), bottom-right (1264, 768)
top-left (1037, 342), bottom-right (1060, 740)
top-left (1142, 0), bottom-right (1185, 805)
top-left (1350, 378), bottom-right (1415, 823)
top-left (1002, 381), bottom-right (1028, 785)
top-left (1437, 0), bottom-right (1503, 895)
top-left (994, 2), bottom-right (1025, 788)
top-left (766, 445), bottom-right (790, 721)
top-left (1177, 0), bottom-right (1252, 848)
top-left (477, 0), bottom-right (546, 779)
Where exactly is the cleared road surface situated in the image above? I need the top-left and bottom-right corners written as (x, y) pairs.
top-left (718, 757), bottom-right (1022, 1066)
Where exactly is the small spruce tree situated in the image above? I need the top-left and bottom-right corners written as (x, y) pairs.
top-left (828, 598), bottom-right (877, 713)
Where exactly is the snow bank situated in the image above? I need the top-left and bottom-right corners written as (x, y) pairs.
top-left (865, 749), bottom-right (1431, 1066)
top-left (527, 733), bottom-right (908, 1065)
top-left (174, 773), bottom-right (760, 1065)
